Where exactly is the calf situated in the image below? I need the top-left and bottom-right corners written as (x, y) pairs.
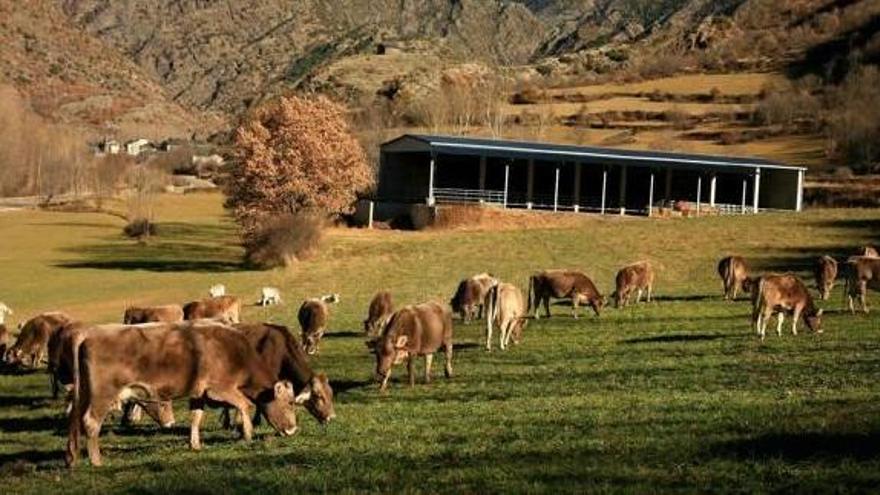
top-left (486, 283), bottom-right (527, 351)
top-left (7, 312), bottom-right (72, 367)
top-left (450, 273), bottom-right (498, 322)
top-left (66, 321), bottom-right (304, 467)
top-left (845, 256), bottom-right (880, 314)
top-left (298, 294), bottom-right (339, 355)
top-left (718, 256), bottom-right (750, 300)
top-left (367, 301), bottom-right (454, 392)
top-left (814, 255), bottom-right (838, 301)
top-left (183, 295), bottom-right (241, 324)
top-left (123, 304), bottom-right (184, 324)
top-left (752, 274), bottom-right (823, 341)
top-left (209, 284), bottom-right (226, 298)
top-left (259, 287), bottom-right (282, 306)
top-left (613, 261), bottom-right (655, 308)
top-left (363, 291), bottom-right (393, 337)
top-left (528, 270), bottom-right (605, 319)
top-left (0, 302), bottom-right (12, 325)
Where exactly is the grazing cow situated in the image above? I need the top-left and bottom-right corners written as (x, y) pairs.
top-left (366, 301), bottom-right (453, 392)
top-left (123, 304), bottom-right (184, 324)
top-left (298, 294), bottom-right (339, 355)
top-left (209, 284), bottom-right (226, 298)
top-left (450, 273), bottom-right (498, 322)
top-left (814, 256), bottom-right (838, 301)
top-left (0, 302), bottom-right (12, 325)
top-left (233, 323), bottom-right (335, 424)
top-left (752, 274), bottom-right (823, 341)
top-left (861, 246), bottom-right (879, 258)
top-left (363, 291), bottom-right (394, 337)
top-left (258, 287), bottom-right (282, 306)
top-left (613, 261), bottom-right (655, 308)
top-left (7, 312), bottom-right (72, 367)
top-left (66, 321), bottom-right (305, 467)
top-left (528, 270), bottom-right (605, 319)
top-left (718, 256), bottom-right (750, 300)
top-left (486, 283), bottom-right (527, 351)
top-left (183, 296), bottom-right (241, 324)
top-left (845, 256), bottom-right (880, 314)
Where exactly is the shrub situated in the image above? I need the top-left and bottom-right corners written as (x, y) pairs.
top-left (244, 213), bottom-right (324, 268)
top-left (123, 218), bottom-right (158, 240)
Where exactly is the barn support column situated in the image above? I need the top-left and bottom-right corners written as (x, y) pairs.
top-left (648, 171), bottom-right (655, 217)
top-left (573, 163), bottom-right (582, 213)
top-left (696, 175), bottom-right (702, 215)
top-left (619, 165), bottom-right (628, 215)
top-left (741, 178), bottom-right (747, 214)
top-left (752, 168), bottom-right (761, 214)
top-left (526, 159), bottom-right (535, 209)
top-left (796, 169), bottom-right (804, 212)
top-left (503, 163), bottom-right (510, 208)
top-left (553, 166), bottom-right (560, 212)
top-left (709, 173), bottom-right (717, 207)
top-left (478, 156), bottom-right (487, 191)
top-left (427, 152), bottom-right (436, 206)
top-left (601, 167), bottom-right (608, 215)
top-left (664, 168), bottom-right (673, 202)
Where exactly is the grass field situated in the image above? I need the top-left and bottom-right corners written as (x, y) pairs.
top-left (1, 193), bottom-right (879, 493)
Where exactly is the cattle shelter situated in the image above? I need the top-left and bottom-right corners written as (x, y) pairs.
top-left (371, 134), bottom-right (806, 221)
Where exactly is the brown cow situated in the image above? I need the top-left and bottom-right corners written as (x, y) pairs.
top-left (486, 283), bottom-right (527, 351)
top-left (367, 301), bottom-right (454, 392)
top-left (233, 322), bottom-right (335, 424)
top-left (183, 295), bottom-right (241, 324)
top-left (123, 304), bottom-right (184, 324)
top-left (450, 273), bottom-right (498, 322)
top-left (718, 256), bottom-right (750, 300)
top-left (528, 270), bottom-right (605, 319)
top-left (814, 256), bottom-right (838, 301)
top-left (752, 274), bottom-right (823, 341)
top-left (363, 291), bottom-right (394, 337)
top-left (7, 312), bottom-right (72, 367)
top-left (298, 294), bottom-right (339, 355)
top-left (613, 261), bottom-right (655, 308)
top-left (845, 256), bottom-right (880, 314)
top-left (66, 321), bottom-right (304, 467)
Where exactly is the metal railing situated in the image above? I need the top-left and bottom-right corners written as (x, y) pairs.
top-left (433, 188), bottom-right (506, 205)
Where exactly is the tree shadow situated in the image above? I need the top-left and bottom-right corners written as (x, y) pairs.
top-left (712, 431), bottom-right (880, 461)
top-left (621, 333), bottom-right (736, 344)
top-left (331, 379), bottom-right (373, 395)
top-left (0, 449), bottom-right (65, 470)
top-left (323, 331), bottom-right (364, 339)
top-left (0, 394), bottom-right (53, 408)
top-left (0, 414), bottom-right (65, 434)
top-left (650, 294), bottom-right (716, 302)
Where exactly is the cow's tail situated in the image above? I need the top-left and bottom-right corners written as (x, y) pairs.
top-left (527, 276), bottom-right (535, 315)
top-left (65, 332), bottom-right (85, 467)
top-left (751, 277), bottom-right (766, 327)
top-left (486, 285), bottom-right (499, 345)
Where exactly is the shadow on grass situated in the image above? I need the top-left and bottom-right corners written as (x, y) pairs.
top-left (621, 333), bottom-right (736, 344)
top-left (0, 394), bottom-right (53, 408)
top-left (331, 379), bottom-right (373, 395)
top-left (324, 331), bottom-right (364, 339)
top-left (0, 414), bottom-right (64, 434)
top-left (713, 431), bottom-right (880, 461)
top-left (0, 449), bottom-right (65, 470)
top-left (650, 294), bottom-right (717, 302)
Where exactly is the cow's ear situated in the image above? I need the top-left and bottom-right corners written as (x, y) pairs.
top-left (274, 381), bottom-right (294, 400)
top-left (395, 335), bottom-right (408, 349)
top-left (817, 309), bottom-right (824, 316)
top-left (294, 387), bottom-right (312, 405)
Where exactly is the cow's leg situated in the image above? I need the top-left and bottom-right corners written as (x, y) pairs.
top-left (444, 342), bottom-right (454, 379)
top-left (571, 296), bottom-right (579, 319)
top-left (543, 296), bottom-right (551, 319)
top-left (859, 281), bottom-right (869, 313)
top-left (207, 390), bottom-right (253, 442)
top-left (424, 354), bottom-right (433, 383)
top-left (647, 284), bottom-right (653, 303)
top-left (407, 356), bottom-right (415, 387)
top-left (791, 307), bottom-right (800, 336)
top-left (189, 398), bottom-right (206, 450)
top-left (485, 319), bottom-right (493, 352)
top-left (731, 282), bottom-right (739, 301)
top-left (84, 401), bottom-right (112, 466)
top-left (775, 312), bottom-right (784, 337)
top-left (380, 370), bottom-right (393, 392)
top-left (635, 289), bottom-right (643, 304)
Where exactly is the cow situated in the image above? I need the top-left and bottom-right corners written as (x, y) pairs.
top-left (752, 273), bottom-right (823, 341)
top-left (183, 295), bottom-right (241, 324)
top-left (363, 291), bottom-right (394, 337)
top-left (450, 273), bottom-right (498, 322)
top-left (233, 323), bottom-right (335, 424)
top-left (718, 256), bottom-right (750, 300)
top-left (258, 287), bottom-right (282, 306)
top-left (814, 256), bottom-right (838, 301)
top-left (366, 301), bottom-right (453, 392)
top-left (528, 270), bottom-right (605, 319)
top-left (0, 302), bottom-right (12, 325)
top-left (0, 324), bottom-right (9, 361)
top-left (7, 312), bottom-right (72, 367)
top-left (844, 256), bottom-right (880, 314)
top-left (613, 261), bottom-right (655, 308)
top-left (209, 284), bottom-right (226, 298)
top-left (65, 321), bottom-right (305, 467)
top-left (861, 246), bottom-right (879, 258)
top-left (123, 304), bottom-right (184, 324)
top-left (485, 283), bottom-right (527, 351)
top-left (298, 294), bottom-right (339, 355)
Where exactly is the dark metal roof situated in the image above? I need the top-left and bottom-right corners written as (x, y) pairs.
top-left (381, 134), bottom-right (806, 172)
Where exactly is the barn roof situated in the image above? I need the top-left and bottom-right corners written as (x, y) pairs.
top-left (381, 134), bottom-right (806, 172)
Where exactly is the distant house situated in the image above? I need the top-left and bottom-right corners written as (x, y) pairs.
top-left (93, 139), bottom-right (121, 155)
top-left (191, 154), bottom-right (225, 178)
top-left (125, 138), bottom-right (153, 156)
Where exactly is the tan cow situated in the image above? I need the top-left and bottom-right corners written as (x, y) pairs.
top-left (845, 256), bottom-right (880, 313)
top-left (718, 256), bottom-right (751, 300)
top-left (486, 283), bottom-right (527, 351)
top-left (814, 256), bottom-right (838, 301)
top-left (528, 270), bottom-right (605, 319)
top-left (367, 301), bottom-right (454, 392)
top-left (66, 321), bottom-right (304, 467)
top-left (7, 312), bottom-right (72, 367)
top-left (613, 261), bottom-right (655, 308)
top-left (298, 294), bottom-right (339, 355)
top-left (183, 295), bottom-right (241, 324)
top-left (363, 291), bottom-right (394, 337)
top-left (450, 273), bottom-right (498, 322)
top-left (752, 274), bottom-right (823, 341)
top-left (123, 304), bottom-right (184, 324)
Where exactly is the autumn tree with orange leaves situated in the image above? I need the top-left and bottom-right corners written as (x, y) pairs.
top-left (226, 95), bottom-right (372, 265)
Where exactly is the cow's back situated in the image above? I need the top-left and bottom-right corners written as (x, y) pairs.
top-left (299, 300), bottom-right (328, 330)
top-left (408, 302), bottom-right (452, 354)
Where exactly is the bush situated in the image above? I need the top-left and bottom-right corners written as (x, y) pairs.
top-left (123, 218), bottom-right (158, 240)
top-left (244, 213), bottom-right (324, 268)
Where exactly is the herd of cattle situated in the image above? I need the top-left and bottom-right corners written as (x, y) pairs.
top-left (0, 246), bottom-right (877, 467)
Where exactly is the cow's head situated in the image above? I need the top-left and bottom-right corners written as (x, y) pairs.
top-left (804, 308), bottom-right (823, 334)
top-left (375, 334), bottom-right (410, 384)
top-left (301, 329), bottom-right (323, 356)
top-left (300, 373), bottom-right (336, 424)
top-left (261, 380), bottom-right (300, 436)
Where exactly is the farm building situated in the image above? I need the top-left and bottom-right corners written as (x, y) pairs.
top-left (373, 134), bottom-right (806, 220)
